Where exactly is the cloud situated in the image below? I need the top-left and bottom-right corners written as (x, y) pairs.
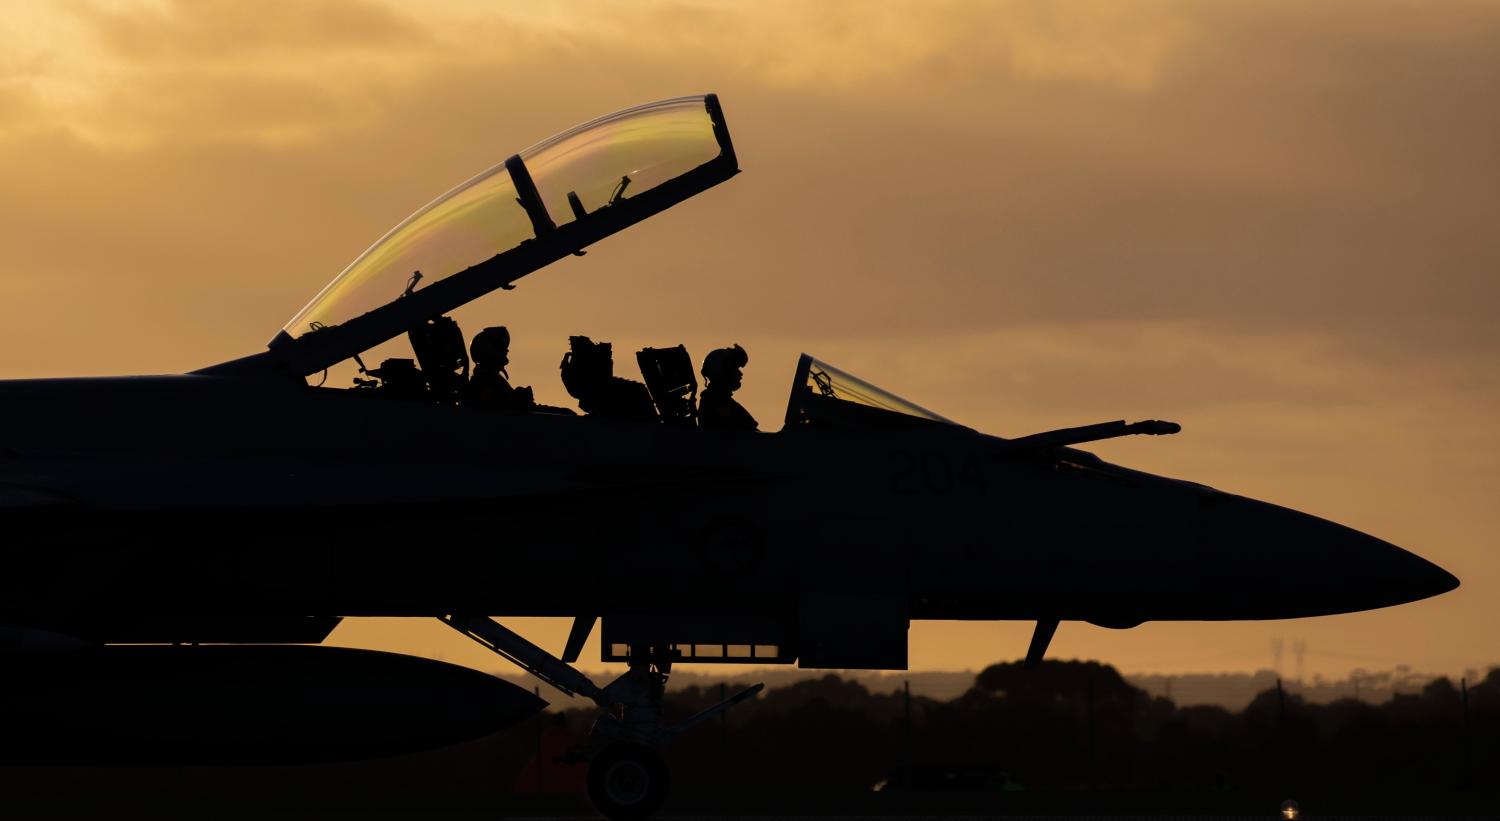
top-left (3, 0), bottom-right (1497, 363)
top-left (73, 0), bottom-right (430, 61)
top-left (0, 0), bottom-right (446, 146)
top-left (0, 82), bottom-right (36, 128)
top-left (8, 0), bottom-right (1198, 147)
top-left (0, 0), bottom-right (1496, 678)
top-left (518, 0), bottom-right (1195, 92)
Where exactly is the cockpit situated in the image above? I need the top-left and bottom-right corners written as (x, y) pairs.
top-left (205, 93), bottom-right (961, 435)
top-left (351, 342), bottom-right (961, 434)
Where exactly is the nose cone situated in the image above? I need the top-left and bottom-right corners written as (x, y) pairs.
top-left (1200, 494), bottom-right (1459, 618)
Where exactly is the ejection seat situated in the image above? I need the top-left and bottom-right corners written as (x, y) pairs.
top-left (407, 315), bottom-right (469, 403)
top-left (560, 336), bottom-right (659, 422)
top-left (636, 345), bottom-right (698, 425)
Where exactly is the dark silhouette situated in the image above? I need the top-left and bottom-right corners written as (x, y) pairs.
top-left (4, 93), bottom-right (1463, 819)
top-left (698, 343), bottom-right (757, 431)
top-left (636, 344), bottom-right (698, 425)
top-left (466, 326), bottom-right (535, 411)
top-left (0, 645), bottom-right (543, 765)
top-left (355, 357), bottom-right (427, 400)
top-left (408, 314), bottom-right (469, 402)
top-left (9, 660), bottom-right (1495, 816)
top-left (558, 335), bottom-right (658, 422)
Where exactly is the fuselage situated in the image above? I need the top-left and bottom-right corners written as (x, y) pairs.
top-left (0, 373), bottom-right (1457, 650)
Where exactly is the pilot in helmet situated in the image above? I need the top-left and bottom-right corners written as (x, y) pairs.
top-left (698, 344), bottom-right (757, 431)
top-left (559, 336), bottom-right (658, 422)
top-left (467, 326), bottom-right (535, 411)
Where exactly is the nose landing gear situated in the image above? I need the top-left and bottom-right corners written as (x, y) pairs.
top-left (587, 741), bottom-right (670, 819)
top-left (439, 615), bottom-right (761, 820)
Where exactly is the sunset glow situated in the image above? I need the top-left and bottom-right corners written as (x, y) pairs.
top-left (2, 0), bottom-right (1495, 681)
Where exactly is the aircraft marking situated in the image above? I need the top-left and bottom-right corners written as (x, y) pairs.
top-left (890, 452), bottom-right (992, 495)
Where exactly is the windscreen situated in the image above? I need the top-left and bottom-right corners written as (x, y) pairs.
top-left (787, 355), bottom-right (956, 427)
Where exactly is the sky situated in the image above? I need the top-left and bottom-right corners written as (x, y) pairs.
top-left (1, 0), bottom-right (1496, 681)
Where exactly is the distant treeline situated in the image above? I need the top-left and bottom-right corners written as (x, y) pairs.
top-left (547, 659), bottom-right (1498, 813)
top-left (503, 661), bottom-right (1497, 711)
top-left (1129, 664), bottom-right (1494, 711)
top-left (8, 660), bottom-right (1496, 816)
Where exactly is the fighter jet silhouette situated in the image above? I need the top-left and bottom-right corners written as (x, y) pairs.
top-left (0, 94), bottom-right (1457, 819)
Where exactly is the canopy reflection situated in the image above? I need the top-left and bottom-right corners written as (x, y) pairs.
top-left (281, 96), bottom-right (724, 340)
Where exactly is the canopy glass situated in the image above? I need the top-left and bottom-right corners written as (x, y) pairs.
top-left (282, 162), bottom-right (528, 339)
top-left (785, 355), bottom-right (957, 428)
top-left (281, 96), bottom-right (724, 338)
top-left (522, 96), bottom-right (723, 229)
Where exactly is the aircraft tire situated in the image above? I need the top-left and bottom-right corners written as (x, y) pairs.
top-left (586, 741), bottom-right (670, 820)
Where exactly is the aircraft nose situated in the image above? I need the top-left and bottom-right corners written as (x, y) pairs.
top-left (1199, 494), bottom-right (1459, 617)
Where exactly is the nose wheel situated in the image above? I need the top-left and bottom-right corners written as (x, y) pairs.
top-left (587, 741), bottom-right (670, 820)
top-left (438, 615), bottom-right (762, 819)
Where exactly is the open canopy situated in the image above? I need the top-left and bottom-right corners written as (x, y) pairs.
top-left (197, 95), bottom-right (737, 380)
top-left (283, 97), bottom-right (727, 339)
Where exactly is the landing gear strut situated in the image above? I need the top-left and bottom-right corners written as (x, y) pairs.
top-left (439, 616), bottom-right (760, 820)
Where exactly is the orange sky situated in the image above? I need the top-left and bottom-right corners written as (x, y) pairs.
top-left (2, 0), bottom-right (1496, 681)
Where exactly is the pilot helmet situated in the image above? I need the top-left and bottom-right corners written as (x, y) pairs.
top-left (560, 335), bottom-right (615, 400)
top-left (702, 344), bottom-right (748, 384)
top-left (470, 326), bottom-right (511, 364)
